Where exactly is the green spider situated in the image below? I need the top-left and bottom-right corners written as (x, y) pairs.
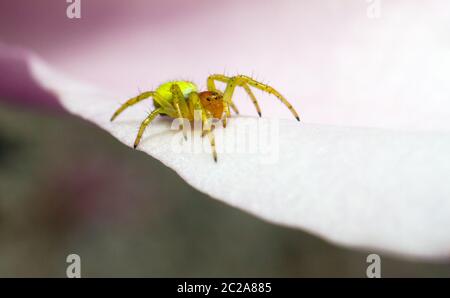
top-left (110, 74), bottom-right (300, 162)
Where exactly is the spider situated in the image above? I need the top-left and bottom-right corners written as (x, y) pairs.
top-left (110, 74), bottom-right (300, 162)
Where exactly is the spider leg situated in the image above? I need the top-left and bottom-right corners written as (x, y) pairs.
top-left (133, 108), bottom-right (162, 148)
top-left (207, 74), bottom-right (240, 118)
top-left (188, 91), bottom-right (202, 116)
top-left (188, 91), bottom-right (208, 135)
top-left (208, 75), bottom-right (240, 127)
top-left (171, 84), bottom-right (191, 140)
top-left (188, 92), bottom-right (217, 161)
top-left (201, 110), bottom-right (220, 138)
top-left (221, 77), bottom-right (238, 125)
top-left (241, 83), bottom-right (262, 117)
top-left (111, 91), bottom-right (152, 121)
top-left (207, 74), bottom-right (261, 117)
top-left (207, 74), bottom-right (225, 92)
top-left (229, 101), bottom-right (240, 115)
top-left (234, 75), bottom-right (300, 121)
top-left (111, 91), bottom-right (174, 121)
top-left (206, 129), bottom-right (218, 162)
top-left (201, 114), bottom-right (218, 162)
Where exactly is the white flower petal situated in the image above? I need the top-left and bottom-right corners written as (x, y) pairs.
top-left (25, 56), bottom-right (450, 260)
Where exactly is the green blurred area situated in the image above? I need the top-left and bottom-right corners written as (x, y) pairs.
top-left (0, 101), bottom-right (449, 277)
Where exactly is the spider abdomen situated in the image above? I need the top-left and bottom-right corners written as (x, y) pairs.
top-left (155, 81), bottom-right (197, 103)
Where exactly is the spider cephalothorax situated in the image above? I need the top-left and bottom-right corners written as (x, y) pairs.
top-left (110, 74), bottom-right (300, 162)
top-left (198, 91), bottom-right (224, 119)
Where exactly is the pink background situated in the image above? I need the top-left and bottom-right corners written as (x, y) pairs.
top-left (2, 0), bottom-right (450, 129)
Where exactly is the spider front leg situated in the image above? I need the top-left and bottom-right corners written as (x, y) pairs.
top-left (206, 76), bottom-right (239, 116)
top-left (201, 110), bottom-right (221, 138)
top-left (235, 75), bottom-right (300, 121)
top-left (241, 84), bottom-right (261, 117)
top-left (133, 108), bottom-right (162, 148)
top-left (206, 129), bottom-right (217, 162)
top-left (221, 77), bottom-right (239, 127)
top-left (189, 92), bottom-right (218, 162)
top-left (202, 117), bottom-right (218, 162)
top-left (208, 74), bottom-right (262, 117)
top-left (228, 101), bottom-right (240, 115)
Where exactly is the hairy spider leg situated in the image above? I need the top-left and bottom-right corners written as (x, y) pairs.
top-left (110, 91), bottom-right (175, 121)
top-left (206, 76), bottom-right (236, 128)
top-left (201, 109), bottom-right (221, 138)
top-left (189, 92), bottom-right (218, 162)
top-left (189, 91), bottom-right (218, 137)
top-left (209, 74), bottom-right (300, 121)
top-left (206, 130), bottom-right (217, 163)
top-left (206, 76), bottom-right (240, 115)
top-left (206, 79), bottom-right (230, 128)
top-left (170, 84), bottom-right (192, 140)
top-left (207, 74), bottom-right (262, 117)
top-left (228, 100), bottom-right (240, 115)
top-left (133, 108), bottom-right (162, 148)
top-left (170, 84), bottom-right (190, 118)
top-left (241, 84), bottom-right (261, 117)
top-left (237, 75), bottom-right (300, 121)
top-left (188, 92), bottom-right (204, 121)
top-left (202, 112), bottom-right (218, 162)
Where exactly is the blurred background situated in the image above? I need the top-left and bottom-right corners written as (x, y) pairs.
top-left (1, 0), bottom-right (450, 276)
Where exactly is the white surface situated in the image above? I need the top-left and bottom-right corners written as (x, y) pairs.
top-left (29, 56), bottom-right (450, 260)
